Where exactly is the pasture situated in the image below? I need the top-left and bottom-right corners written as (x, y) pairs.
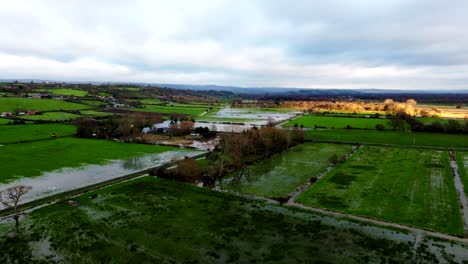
top-left (48, 88), bottom-right (88, 97)
top-left (132, 104), bottom-right (208, 116)
top-left (0, 124), bottom-right (76, 144)
top-left (0, 118), bottom-right (11, 125)
top-left (1, 177), bottom-right (464, 263)
top-left (297, 146), bottom-right (463, 234)
top-left (305, 129), bottom-right (468, 148)
top-left (283, 115), bottom-right (390, 129)
top-left (80, 110), bottom-right (113, 117)
top-left (0, 138), bottom-right (175, 182)
top-left (219, 143), bottom-right (352, 198)
top-left (22, 112), bottom-right (81, 121)
top-left (0, 98), bottom-right (91, 113)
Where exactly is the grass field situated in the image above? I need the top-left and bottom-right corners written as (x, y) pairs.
top-left (0, 138), bottom-right (175, 182)
top-left (22, 112), bottom-right (81, 121)
top-left (305, 129), bottom-right (468, 148)
top-left (133, 104), bottom-right (209, 116)
top-left (298, 146), bottom-right (463, 234)
top-left (0, 98), bottom-right (91, 113)
top-left (219, 143), bottom-right (352, 198)
top-left (80, 110), bottom-right (113, 117)
top-left (76, 100), bottom-right (106, 107)
top-left (139, 98), bottom-right (162, 104)
top-left (283, 115), bottom-right (390, 129)
top-left (0, 177), bottom-right (462, 263)
top-left (0, 118), bottom-right (11, 125)
top-left (48, 88), bottom-right (88, 97)
top-left (0, 124), bottom-right (76, 144)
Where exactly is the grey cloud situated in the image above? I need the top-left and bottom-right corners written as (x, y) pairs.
top-left (0, 0), bottom-right (467, 89)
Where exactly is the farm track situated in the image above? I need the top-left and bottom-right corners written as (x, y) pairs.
top-left (0, 135), bottom-right (75, 145)
top-left (215, 187), bottom-right (468, 244)
top-left (286, 145), bottom-right (361, 205)
top-left (306, 139), bottom-right (468, 151)
top-left (449, 151), bottom-right (468, 235)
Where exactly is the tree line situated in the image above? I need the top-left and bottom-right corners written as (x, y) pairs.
top-left (152, 126), bottom-right (305, 185)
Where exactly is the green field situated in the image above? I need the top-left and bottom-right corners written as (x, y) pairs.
top-left (298, 146), bottom-right (463, 234)
top-left (284, 115), bottom-right (390, 129)
top-left (0, 118), bottom-right (11, 125)
top-left (0, 177), bottom-right (461, 263)
top-left (76, 100), bottom-right (106, 107)
top-left (132, 104), bottom-right (208, 116)
top-left (219, 143), bottom-right (352, 198)
top-left (140, 98), bottom-right (162, 104)
top-left (48, 88), bottom-right (88, 97)
top-left (80, 110), bottom-right (113, 117)
top-left (0, 124), bottom-right (76, 144)
top-left (22, 112), bottom-right (81, 121)
top-left (0, 98), bottom-right (91, 113)
top-left (0, 138), bottom-right (175, 182)
top-left (305, 129), bottom-right (468, 148)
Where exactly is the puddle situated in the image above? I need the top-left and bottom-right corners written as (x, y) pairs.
top-left (0, 150), bottom-right (202, 208)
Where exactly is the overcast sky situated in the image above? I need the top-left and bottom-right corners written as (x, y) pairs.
top-left (1, 0), bottom-right (467, 90)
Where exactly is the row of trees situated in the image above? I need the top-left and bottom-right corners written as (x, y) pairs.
top-left (389, 112), bottom-right (468, 133)
top-left (74, 112), bottom-right (164, 139)
top-left (282, 99), bottom-right (433, 116)
top-left (154, 126), bottom-right (305, 185)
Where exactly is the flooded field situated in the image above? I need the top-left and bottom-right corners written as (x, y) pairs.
top-left (0, 150), bottom-right (201, 208)
top-left (2, 177), bottom-right (468, 263)
top-left (209, 107), bottom-right (299, 125)
top-left (298, 146), bottom-right (464, 234)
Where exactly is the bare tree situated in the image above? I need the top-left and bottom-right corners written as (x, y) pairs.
top-left (0, 185), bottom-right (32, 226)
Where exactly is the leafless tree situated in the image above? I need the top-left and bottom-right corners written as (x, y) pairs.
top-left (0, 185), bottom-right (32, 226)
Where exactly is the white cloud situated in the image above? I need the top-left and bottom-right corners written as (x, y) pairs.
top-left (0, 0), bottom-right (467, 89)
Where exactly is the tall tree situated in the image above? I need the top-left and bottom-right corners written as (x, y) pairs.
top-left (0, 185), bottom-right (32, 227)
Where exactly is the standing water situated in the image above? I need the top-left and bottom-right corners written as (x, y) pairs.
top-left (0, 150), bottom-right (202, 209)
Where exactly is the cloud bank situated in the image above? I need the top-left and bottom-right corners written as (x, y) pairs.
top-left (1, 0), bottom-right (468, 89)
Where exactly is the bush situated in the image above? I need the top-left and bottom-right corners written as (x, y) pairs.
top-left (375, 124), bottom-right (385, 131)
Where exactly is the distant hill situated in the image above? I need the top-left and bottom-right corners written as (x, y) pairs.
top-left (1, 78), bottom-right (467, 95)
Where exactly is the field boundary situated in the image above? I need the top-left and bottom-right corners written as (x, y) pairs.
top-left (286, 145), bottom-right (361, 204)
top-left (214, 187), bottom-right (468, 243)
top-left (0, 152), bottom-right (208, 218)
top-left (305, 139), bottom-right (468, 151)
top-left (450, 151), bottom-right (468, 235)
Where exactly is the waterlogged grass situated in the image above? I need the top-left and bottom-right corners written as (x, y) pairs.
top-left (305, 129), bottom-right (468, 148)
top-left (0, 124), bottom-right (76, 144)
top-left (298, 146), bottom-right (464, 234)
top-left (456, 152), bottom-right (468, 197)
top-left (22, 112), bottom-right (81, 121)
top-left (0, 97), bottom-right (91, 112)
top-left (48, 88), bottom-right (88, 97)
top-left (0, 177), bottom-right (460, 263)
top-left (284, 115), bottom-right (390, 129)
top-left (0, 138), bottom-right (176, 182)
top-left (219, 143), bottom-right (352, 198)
